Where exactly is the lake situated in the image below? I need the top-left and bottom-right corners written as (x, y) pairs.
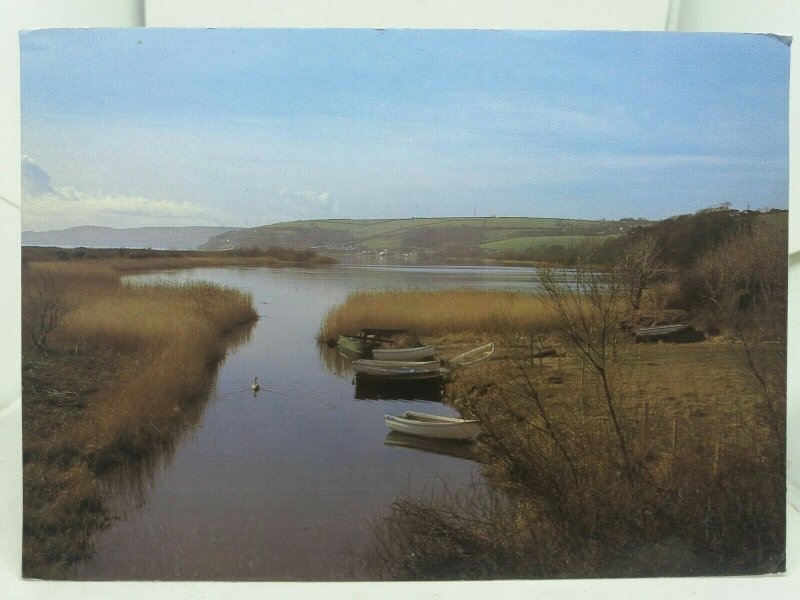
top-left (74, 263), bottom-right (543, 580)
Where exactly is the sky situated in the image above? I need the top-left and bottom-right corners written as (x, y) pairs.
top-left (20, 29), bottom-right (790, 231)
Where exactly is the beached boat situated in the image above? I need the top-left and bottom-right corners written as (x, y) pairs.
top-left (448, 343), bottom-right (495, 369)
top-left (372, 344), bottom-right (436, 361)
top-left (351, 359), bottom-right (442, 379)
top-left (384, 411), bottom-right (481, 441)
top-left (635, 323), bottom-right (704, 343)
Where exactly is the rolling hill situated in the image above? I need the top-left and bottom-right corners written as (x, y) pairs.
top-left (199, 217), bottom-right (646, 254)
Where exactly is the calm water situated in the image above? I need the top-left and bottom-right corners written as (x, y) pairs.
top-left (74, 264), bottom-right (542, 580)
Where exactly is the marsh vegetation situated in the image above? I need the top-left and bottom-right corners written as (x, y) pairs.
top-left (326, 216), bottom-right (788, 579)
top-left (21, 252), bottom-right (258, 577)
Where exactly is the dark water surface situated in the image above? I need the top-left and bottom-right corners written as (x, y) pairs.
top-left (74, 264), bottom-right (541, 580)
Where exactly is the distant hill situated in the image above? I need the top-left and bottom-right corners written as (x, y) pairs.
top-left (22, 226), bottom-right (242, 250)
top-left (199, 217), bottom-right (649, 254)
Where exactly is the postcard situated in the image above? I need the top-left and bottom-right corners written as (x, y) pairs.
top-left (20, 28), bottom-right (789, 581)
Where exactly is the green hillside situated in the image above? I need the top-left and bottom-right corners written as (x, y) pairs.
top-left (200, 216), bottom-right (645, 254)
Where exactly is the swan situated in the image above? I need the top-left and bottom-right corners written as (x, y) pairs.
top-left (251, 377), bottom-right (261, 391)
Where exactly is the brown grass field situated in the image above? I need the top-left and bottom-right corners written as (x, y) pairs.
top-left (21, 256), bottom-right (259, 577)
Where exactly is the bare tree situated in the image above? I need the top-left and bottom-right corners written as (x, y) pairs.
top-left (536, 258), bottom-right (635, 479)
top-left (616, 234), bottom-right (659, 311)
top-left (22, 267), bottom-right (74, 356)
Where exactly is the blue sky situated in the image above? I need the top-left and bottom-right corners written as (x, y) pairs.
top-left (20, 29), bottom-right (790, 230)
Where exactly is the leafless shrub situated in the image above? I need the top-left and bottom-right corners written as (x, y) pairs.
top-left (536, 257), bottom-right (635, 478)
top-left (366, 481), bottom-right (576, 580)
top-left (615, 234), bottom-right (659, 310)
top-left (22, 266), bottom-right (76, 356)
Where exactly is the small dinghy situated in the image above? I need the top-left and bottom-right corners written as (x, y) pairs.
top-left (352, 359), bottom-right (442, 380)
top-left (448, 343), bottom-right (495, 369)
top-left (384, 411), bottom-right (481, 441)
top-left (371, 345), bottom-right (436, 361)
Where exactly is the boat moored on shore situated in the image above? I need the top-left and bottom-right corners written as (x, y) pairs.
top-left (384, 411), bottom-right (481, 440)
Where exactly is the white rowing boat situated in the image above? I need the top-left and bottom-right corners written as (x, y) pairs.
top-left (371, 345), bottom-right (436, 361)
top-left (351, 359), bottom-right (442, 379)
top-left (384, 411), bottom-right (481, 440)
top-left (448, 343), bottom-right (495, 368)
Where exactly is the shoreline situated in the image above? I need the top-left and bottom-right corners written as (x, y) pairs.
top-left (321, 288), bottom-right (785, 579)
top-left (21, 254), bottom-right (261, 577)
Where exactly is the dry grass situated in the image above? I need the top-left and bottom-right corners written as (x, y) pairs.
top-left (340, 286), bottom-right (786, 578)
top-left (368, 339), bottom-right (785, 578)
top-left (22, 258), bottom-right (258, 577)
top-left (319, 289), bottom-right (557, 341)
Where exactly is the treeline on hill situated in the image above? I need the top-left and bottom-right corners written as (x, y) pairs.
top-left (490, 208), bottom-right (787, 269)
top-left (592, 208), bottom-right (779, 266)
top-left (591, 207), bottom-right (788, 313)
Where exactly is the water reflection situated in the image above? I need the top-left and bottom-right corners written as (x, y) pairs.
top-left (317, 344), bottom-right (354, 378)
top-left (91, 321), bottom-right (256, 530)
top-left (384, 431), bottom-right (479, 461)
top-left (76, 264), bottom-right (534, 580)
top-left (354, 377), bottom-right (444, 402)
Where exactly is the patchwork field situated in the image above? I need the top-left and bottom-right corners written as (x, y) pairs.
top-left (200, 216), bottom-right (645, 253)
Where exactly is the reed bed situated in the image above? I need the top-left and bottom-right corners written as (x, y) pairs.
top-left (22, 258), bottom-right (258, 576)
top-left (319, 289), bottom-right (557, 340)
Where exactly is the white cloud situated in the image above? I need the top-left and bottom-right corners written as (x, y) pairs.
top-left (22, 155), bottom-right (59, 197)
top-left (21, 156), bottom-right (236, 231)
top-left (23, 186), bottom-right (228, 231)
top-left (277, 189), bottom-right (337, 218)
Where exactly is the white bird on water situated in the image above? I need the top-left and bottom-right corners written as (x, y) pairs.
top-left (251, 377), bottom-right (261, 391)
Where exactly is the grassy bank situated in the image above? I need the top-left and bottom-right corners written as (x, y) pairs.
top-left (319, 289), bottom-right (557, 341)
top-left (22, 257), bottom-right (258, 577)
top-left (320, 287), bottom-right (785, 578)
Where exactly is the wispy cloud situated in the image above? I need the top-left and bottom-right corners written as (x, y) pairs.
top-left (278, 189), bottom-right (337, 218)
top-left (22, 158), bottom-right (229, 230)
top-left (23, 188), bottom-right (229, 230)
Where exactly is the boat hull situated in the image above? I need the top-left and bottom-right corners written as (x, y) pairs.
top-left (448, 343), bottom-right (495, 368)
top-left (372, 345), bottom-right (436, 361)
top-left (352, 359), bottom-right (441, 378)
top-left (384, 411), bottom-right (481, 441)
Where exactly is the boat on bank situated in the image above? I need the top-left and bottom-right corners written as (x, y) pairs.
top-left (352, 359), bottom-right (442, 379)
top-left (384, 411), bottom-right (481, 440)
top-left (371, 344), bottom-right (436, 361)
top-left (448, 343), bottom-right (495, 368)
